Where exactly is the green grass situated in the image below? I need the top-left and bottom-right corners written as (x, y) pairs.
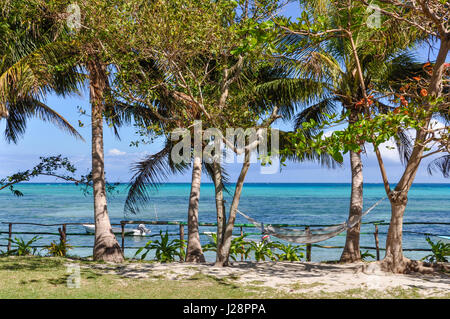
top-left (0, 256), bottom-right (448, 299)
top-left (0, 256), bottom-right (256, 299)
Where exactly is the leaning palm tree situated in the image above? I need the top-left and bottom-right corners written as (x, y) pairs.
top-left (111, 46), bottom-right (213, 262)
top-left (122, 59), bottom-right (339, 266)
top-left (212, 62), bottom-right (340, 266)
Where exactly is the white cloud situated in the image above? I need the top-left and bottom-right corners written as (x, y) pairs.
top-left (377, 140), bottom-right (401, 163)
top-left (365, 139), bottom-right (401, 164)
top-left (108, 148), bottom-right (126, 156)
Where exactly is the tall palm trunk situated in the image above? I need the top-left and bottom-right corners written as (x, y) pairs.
top-left (185, 154), bottom-right (206, 262)
top-left (87, 58), bottom-right (123, 263)
top-left (340, 110), bottom-right (363, 262)
top-left (340, 149), bottom-right (363, 262)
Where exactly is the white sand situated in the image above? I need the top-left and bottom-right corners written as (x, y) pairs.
top-left (88, 261), bottom-right (450, 297)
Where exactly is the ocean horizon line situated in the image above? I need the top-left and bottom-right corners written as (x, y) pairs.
top-left (13, 182), bottom-right (450, 185)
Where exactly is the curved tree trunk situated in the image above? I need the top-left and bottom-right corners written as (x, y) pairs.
top-left (216, 151), bottom-right (251, 267)
top-left (185, 154), bottom-right (206, 263)
top-left (340, 149), bottom-right (363, 262)
top-left (212, 161), bottom-right (226, 250)
top-left (88, 59), bottom-right (124, 263)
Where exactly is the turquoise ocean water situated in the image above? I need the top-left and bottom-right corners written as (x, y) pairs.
top-left (0, 183), bottom-right (448, 262)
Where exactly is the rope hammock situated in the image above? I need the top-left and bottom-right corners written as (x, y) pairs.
top-left (237, 197), bottom-right (386, 244)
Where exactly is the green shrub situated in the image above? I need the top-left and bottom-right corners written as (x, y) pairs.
top-left (202, 233), bottom-right (250, 261)
top-left (245, 240), bottom-right (277, 261)
top-left (1, 236), bottom-right (41, 256)
top-left (274, 242), bottom-right (304, 261)
top-left (135, 230), bottom-right (185, 262)
top-left (360, 250), bottom-right (376, 261)
top-left (422, 237), bottom-right (449, 263)
top-left (45, 240), bottom-right (73, 257)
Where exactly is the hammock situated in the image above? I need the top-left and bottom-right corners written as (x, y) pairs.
top-left (237, 197), bottom-right (386, 244)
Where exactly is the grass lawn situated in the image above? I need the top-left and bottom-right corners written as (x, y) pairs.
top-left (0, 256), bottom-right (447, 299)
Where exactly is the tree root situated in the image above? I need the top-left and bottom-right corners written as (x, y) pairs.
top-left (378, 257), bottom-right (449, 274)
top-left (185, 253), bottom-right (206, 263)
top-left (339, 255), bottom-right (362, 263)
top-left (93, 244), bottom-right (124, 263)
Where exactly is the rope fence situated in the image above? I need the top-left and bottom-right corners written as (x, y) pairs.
top-left (1, 219), bottom-right (448, 261)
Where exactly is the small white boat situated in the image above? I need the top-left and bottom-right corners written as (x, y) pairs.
top-left (437, 235), bottom-right (450, 243)
top-left (82, 224), bottom-right (151, 236)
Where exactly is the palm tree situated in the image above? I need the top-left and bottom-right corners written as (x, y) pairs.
top-left (0, 1), bottom-right (82, 143)
top-left (0, 1), bottom-right (133, 262)
top-left (297, 51), bottom-right (423, 262)
top-left (264, 6), bottom-right (424, 262)
top-left (2, 1), bottom-right (166, 262)
top-left (121, 50), bottom-right (341, 265)
top-left (211, 62), bottom-right (340, 266)
top-left (115, 54), bottom-right (213, 263)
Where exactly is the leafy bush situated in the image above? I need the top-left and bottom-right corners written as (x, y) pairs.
top-left (45, 240), bottom-right (73, 257)
top-left (245, 240), bottom-right (277, 261)
top-left (203, 234), bottom-right (305, 262)
top-left (201, 232), bottom-right (219, 252)
top-left (274, 243), bottom-right (304, 261)
top-left (360, 250), bottom-right (376, 261)
top-left (203, 233), bottom-right (250, 261)
top-left (135, 230), bottom-right (185, 262)
top-left (422, 237), bottom-right (449, 263)
top-left (1, 236), bottom-right (41, 256)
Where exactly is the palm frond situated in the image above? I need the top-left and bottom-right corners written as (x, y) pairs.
top-left (393, 129), bottom-right (413, 166)
top-left (255, 77), bottom-right (329, 119)
top-left (203, 161), bottom-right (231, 195)
top-left (4, 98), bottom-right (83, 143)
top-left (427, 155), bottom-right (450, 178)
top-left (293, 98), bottom-right (338, 133)
top-left (124, 140), bottom-right (191, 214)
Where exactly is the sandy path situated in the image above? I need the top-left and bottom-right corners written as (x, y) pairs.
top-left (87, 261), bottom-right (450, 297)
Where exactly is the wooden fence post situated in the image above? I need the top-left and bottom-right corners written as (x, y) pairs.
top-left (7, 223), bottom-right (12, 252)
top-left (58, 224), bottom-right (67, 256)
top-left (179, 224), bottom-right (185, 262)
top-left (121, 222), bottom-right (125, 255)
top-left (374, 224), bottom-right (380, 261)
top-left (240, 226), bottom-right (244, 261)
top-left (306, 226), bottom-right (311, 262)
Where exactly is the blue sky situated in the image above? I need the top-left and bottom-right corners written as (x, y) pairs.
top-left (0, 2), bottom-right (448, 184)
